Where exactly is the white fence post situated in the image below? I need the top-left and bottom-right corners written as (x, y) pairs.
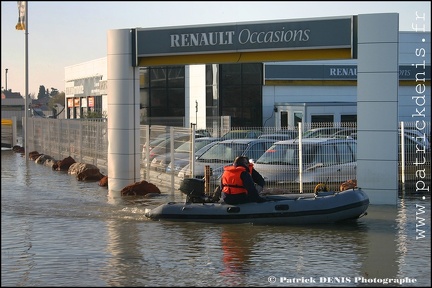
top-left (170, 126), bottom-right (175, 194)
top-left (400, 121), bottom-right (405, 185)
top-left (298, 122), bottom-right (303, 193)
top-left (145, 126), bottom-right (150, 181)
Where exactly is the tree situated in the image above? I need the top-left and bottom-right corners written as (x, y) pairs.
top-left (50, 88), bottom-right (59, 97)
top-left (82, 110), bottom-right (107, 119)
top-left (48, 92), bottom-right (65, 110)
top-left (37, 85), bottom-right (49, 100)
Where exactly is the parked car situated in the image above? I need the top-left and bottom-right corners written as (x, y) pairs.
top-left (220, 129), bottom-right (263, 140)
top-left (400, 128), bottom-right (431, 151)
top-left (253, 138), bottom-right (357, 186)
top-left (332, 128), bottom-right (357, 139)
top-left (166, 140), bottom-right (220, 174)
top-left (143, 132), bottom-right (207, 154)
top-left (349, 130), bottom-right (431, 159)
top-left (143, 133), bottom-right (186, 157)
top-left (301, 127), bottom-right (355, 139)
top-left (274, 129), bottom-right (299, 138)
top-left (143, 134), bottom-right (192, 163)
top-left (398, 132), bottom-right (431, 163)
top-left (146, 136), bottom-right (169, 151)
top-left (195, 129), bottom-right (212, 138)
top-left (258, 132), bottom-right (296, 141)
top-left (150, 137), bottom-right (219, 171)
top-left (178, 138), bottom-right (275, 179)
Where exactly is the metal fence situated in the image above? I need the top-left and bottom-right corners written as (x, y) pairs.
top-left (139, 121), bottom-right (430, 193)
top-left (25, 118), bottom-right (430, 193)
top-left (26, 118), bottom-right (108, 173)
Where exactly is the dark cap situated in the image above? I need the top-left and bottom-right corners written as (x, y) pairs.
top-left (233, 156), bottom-right (249, 169)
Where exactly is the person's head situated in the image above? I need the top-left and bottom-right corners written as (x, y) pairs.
top-left (233, 156), bottom-right (249, 170)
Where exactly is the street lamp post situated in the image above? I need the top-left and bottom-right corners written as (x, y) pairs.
top-left (195, 100), bottom-right (198, 125)
top-left (5, 68), bottom-right (8, 91)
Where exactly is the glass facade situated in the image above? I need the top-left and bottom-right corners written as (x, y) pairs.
top-left (218, 63), bottom-right (263, 127)
top-left (140, 66), bottom-right (186, 125)
top-left (140, 63), bottom-right (263, 127)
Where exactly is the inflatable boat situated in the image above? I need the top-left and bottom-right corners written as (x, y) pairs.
top-left (144, 188), bottom-right (369, 225)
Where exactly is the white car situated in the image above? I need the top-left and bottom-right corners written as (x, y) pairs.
top-left (253, 138), bottom-right (357, 185)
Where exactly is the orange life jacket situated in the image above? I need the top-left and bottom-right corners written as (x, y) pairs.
top-left (221, 165), bottom-right (248, 195)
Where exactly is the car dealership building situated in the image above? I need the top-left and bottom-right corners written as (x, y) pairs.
top-left (64, 14), bottom-right (430, 204)
top-left (65, 31), bottom-right (430, 129)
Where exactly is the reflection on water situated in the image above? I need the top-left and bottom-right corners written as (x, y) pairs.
top-left (1, 150), bottom-right (431, 287)
top-left (220, 226), bottom-right (256, 286)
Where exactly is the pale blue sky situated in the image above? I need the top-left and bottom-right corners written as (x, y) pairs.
top-left (1, 1), bottom-right (430, 95)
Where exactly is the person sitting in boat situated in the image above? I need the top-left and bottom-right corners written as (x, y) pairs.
top-left (221, 156), bottom-right (267, 205)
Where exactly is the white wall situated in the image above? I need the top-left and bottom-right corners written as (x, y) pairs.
top-left (262, 31), bottom-right (430, 127)
top-left (64, 57), bottom-right (108, 116)
top-left (263, 85), bottom-right (357, 127)
top-left (65, 57), bottom-right (107, 84)
top-left (185, 65), bottom-right (206, 130)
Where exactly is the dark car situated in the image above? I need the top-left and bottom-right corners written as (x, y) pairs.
top-left (220, 129), bottom-right (263, 140)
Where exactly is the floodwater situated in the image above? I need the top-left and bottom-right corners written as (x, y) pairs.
top-left (1, 149), bottom-right (430, 287)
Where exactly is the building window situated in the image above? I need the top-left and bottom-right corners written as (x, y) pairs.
top-left (140, 66), bottom-right (185, 125)
top-left (294, 112), bottom-right (303, 128)
top-left (219, 63), bottom-right (263, 127)
top-left (341, 114), bottom-right (357, 123)
top-left (281, 111), bottom-right (288, 127)
top-left (140, 63), bottom-right (263, 128)
top-left (311, 115), bottom-right (334, 127)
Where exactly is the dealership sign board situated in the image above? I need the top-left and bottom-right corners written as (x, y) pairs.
top-left (134, 16), bottom-right (355, 66)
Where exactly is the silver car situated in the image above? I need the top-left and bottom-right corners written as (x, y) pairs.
top-left (253, 138), bottom-right (357, 185)
top-left (166, 140), bottom-right (220, 174)
top-left (301, 127), bottom-right (355, 139)
top-left (178, 138), bottom-right (275, 179)
top-left (151, 137), bottom-right (219, 172)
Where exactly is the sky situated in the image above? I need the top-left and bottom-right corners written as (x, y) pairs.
top-left (1, 1), bottom-right (431, 96)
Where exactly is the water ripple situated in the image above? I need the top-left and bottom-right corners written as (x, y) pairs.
top-left (1, 151), bottom-right (431, 287)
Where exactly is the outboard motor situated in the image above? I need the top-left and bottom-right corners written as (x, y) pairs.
top-left (179, 178), bottom-right (206, 203)
top-left (179, 178), bottom-right (220, 203)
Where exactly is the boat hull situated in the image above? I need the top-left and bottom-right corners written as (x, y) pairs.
top-left (145, 188), bottom-right (369, 225)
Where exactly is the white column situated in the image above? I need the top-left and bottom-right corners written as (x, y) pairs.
top-left (185, 65), bottom-right (206, 129)
top-left (107, 29), bottom-right (140, 192)
top-left (357, 13), bottom-right (399, 205)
